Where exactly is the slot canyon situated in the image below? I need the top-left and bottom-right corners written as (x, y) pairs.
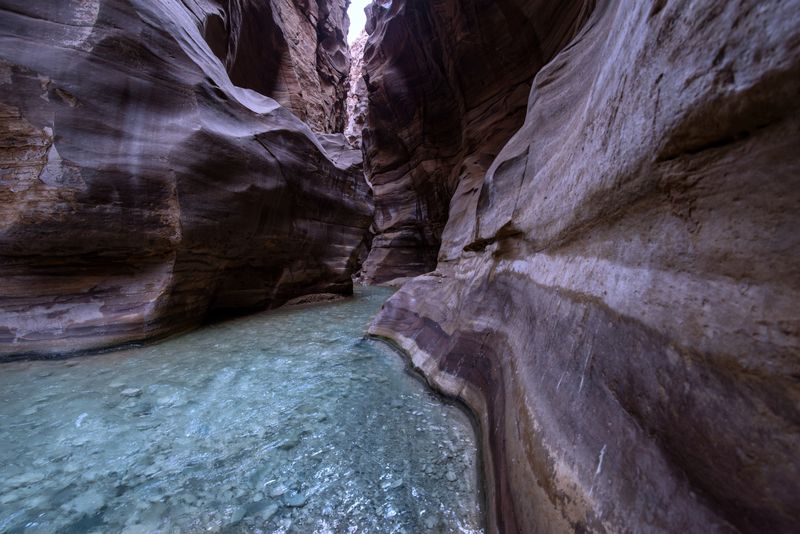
top-left (1, 0), bottom-right (798, 532)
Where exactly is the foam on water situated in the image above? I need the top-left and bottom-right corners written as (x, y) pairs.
top-left (0, 287), bottom-right (483, 533)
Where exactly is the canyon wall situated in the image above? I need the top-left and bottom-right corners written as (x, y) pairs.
top-left (368, 0), bottom-right (800, 532)
top-left (359, 0), bottom-right (595, 283)
top-left (203, 0), bottom-right (352, 133)
top-left (344, 30), bottom-right (369, 147)
top-left (0, 0), bottom-right (371, 357)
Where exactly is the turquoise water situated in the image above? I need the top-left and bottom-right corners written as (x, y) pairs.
top-left (0, 287), bottom-right (483, 533)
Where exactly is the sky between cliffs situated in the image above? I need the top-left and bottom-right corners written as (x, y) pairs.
top-left (348, 0), bottom-right (371, 43)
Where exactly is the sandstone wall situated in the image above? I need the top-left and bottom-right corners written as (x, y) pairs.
top-left (360, 0), bottom-right (594, 282)
top-left (369, 0), bottom-right (800, 532)
top-left (0, 0), bottom-right (371, 357)
top-left (202, 0), bottom-right (352, 132)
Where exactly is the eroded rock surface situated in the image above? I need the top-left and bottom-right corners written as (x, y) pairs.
top-left (0, 0), bottom-right (371, 357)
top-left (370, 0), bottom-right (800, 532)
top-left (344, 30), bottom-right (368, 147)
top-left (360, 0), bottom-right (594, 283)
top-left (202, 0), bottom-right (352, 132)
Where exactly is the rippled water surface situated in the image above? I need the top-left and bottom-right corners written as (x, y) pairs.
top-left (0, 287), bottom-right (482, 533)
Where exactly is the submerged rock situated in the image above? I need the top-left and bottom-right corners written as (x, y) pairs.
top-left (284, 492), bottom-right (308, 508)
top-left (269, 484), bottom-right (288, 498)
top-left (277, 434), bottom-right (302, 451)
top-left (61, 489), bottom-right (106, 516)
top-left (260, 503), bottom-right (279, 521)
top-left (284, 293), bottom-right (347, 306)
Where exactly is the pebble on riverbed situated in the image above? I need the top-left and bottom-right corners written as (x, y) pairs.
top-left (0, 288), bottom-right (483, 533)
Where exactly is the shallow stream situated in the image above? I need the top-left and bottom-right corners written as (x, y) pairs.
top-left (0, 287), bottom-right (483, 533)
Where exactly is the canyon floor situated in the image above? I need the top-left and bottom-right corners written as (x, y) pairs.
top-left (0, 288), bottom-right (484, 533)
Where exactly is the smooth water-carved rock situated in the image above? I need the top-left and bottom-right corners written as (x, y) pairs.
top-left (359, 0), bottom-right (594, 283)
top-left (203, 0), bottom-right (352, 133)
top-left (370, 0), bottom-right (800, 532)
top-left (0, 0), bottom-right (372, 357)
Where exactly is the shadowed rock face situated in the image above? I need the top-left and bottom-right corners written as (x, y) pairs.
top-left (202, 0), bottom-right (352, 133)
top-left (359, 0), bottom-right (594, 283)
top-left (369, 0), bottom-right (800, 532)
top-left (344, 30), bottom-right (368, 148)
top-left (0, 0), bottom-right (372, 357)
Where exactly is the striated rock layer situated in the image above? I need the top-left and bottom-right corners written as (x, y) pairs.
top-left (344, 30), bottom-right (368, 148)
top-left (0, 0), bottom-right (372, 357)
top-left (370, 0), bottom-right (800, 532)
top-left (203, 0), bottom-right (353, 133)
top-left (360, 0), bottom-right (594, 283)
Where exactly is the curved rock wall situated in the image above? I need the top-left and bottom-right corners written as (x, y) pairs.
top-left (370, 0), bottom-right (800, 532)
top-left (359, 0), bottom-right (594, 283)
top-left (0, 0), bottom-right (371, 357)
top-left (202, 0), bottom-right (352, 133)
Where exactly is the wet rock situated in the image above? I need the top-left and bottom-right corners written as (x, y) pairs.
top-left (61, 489), bottom-right (105, 516)
top-left (383, 504), bottom-right (398, 518)
top-left (6, 471), bottom-right (45, 489)
top-left (380, 476), bottom-right (404, 491)
top-left (120, 388), bottom-right (142, 398)
top-left (260, 503), bottom-right (279, 521)
top-left (284, 293), bottom-right (347, 306)
top-left (269, 484), bottom-right (288, 498)
top-left (277, 434), bottom-right (302, 451)
top-left (284, 491), bottom-right (307, 508)
top-left (228, 505), bottom-right (247, 525)
top-left (424, 514), bottom-right (439, 530)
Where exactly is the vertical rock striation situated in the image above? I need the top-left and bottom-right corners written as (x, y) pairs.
top-left (0, 0), bottom-right (371, 357)
top-left (369, 0), bottom-right (800, 532)
top-left (344, 30), bottom-right (369, 148)
top-left (202, 0), bottom-right (352, 133)
top-left (359, 0), bottom-right (594, 283)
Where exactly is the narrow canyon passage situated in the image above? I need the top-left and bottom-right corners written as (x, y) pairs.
top-left (1, 0), bottom-right (799, 533)
top-left (0, 288), bottom-right (483, 532)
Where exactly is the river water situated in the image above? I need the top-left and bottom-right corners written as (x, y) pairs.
top-left (0, 287), bottom-right (483, 533)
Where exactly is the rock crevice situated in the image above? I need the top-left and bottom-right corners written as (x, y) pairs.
top-left (359, 0), bottom-right (595, 283)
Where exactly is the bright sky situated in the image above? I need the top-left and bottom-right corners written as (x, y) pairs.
top-left (347, 0), bottom-right (372, 44)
